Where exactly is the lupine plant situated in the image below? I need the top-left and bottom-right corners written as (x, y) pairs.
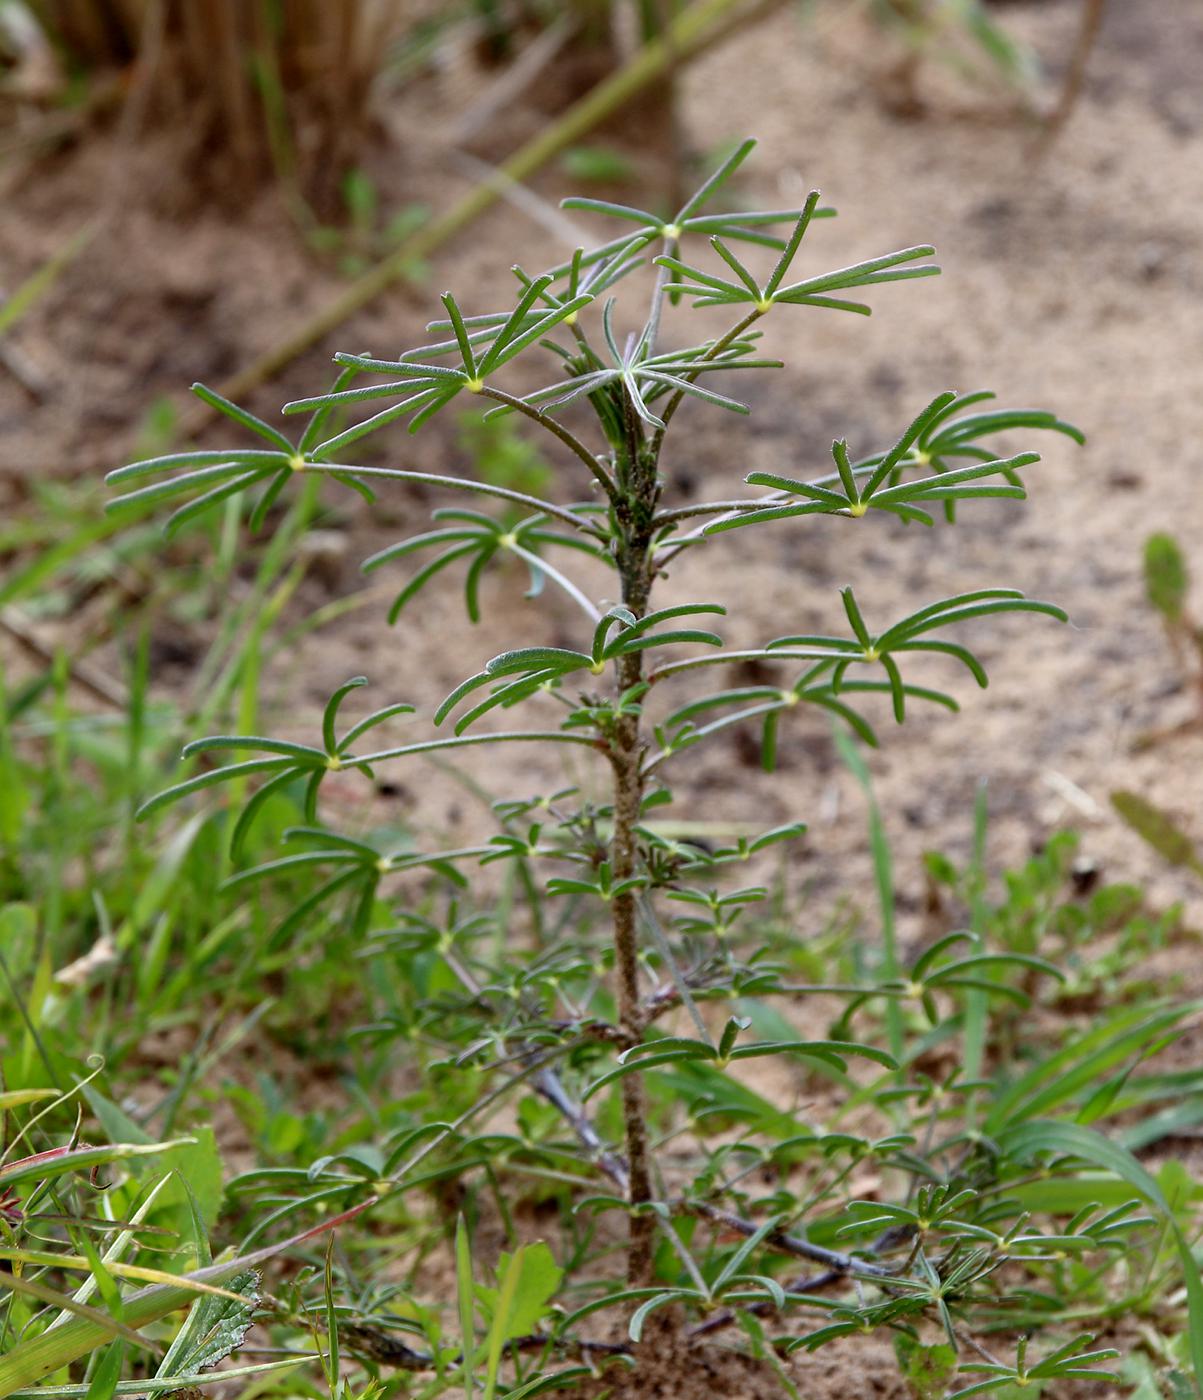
top-left (103, 140), bottom-right (1203, 1393)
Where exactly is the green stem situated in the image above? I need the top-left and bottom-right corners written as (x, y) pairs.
top-left (477, 387), bottom-right (617, 499)
top-left (350, 731), bottom-right (605, 767)
top-left (648, 647), bottom-right (847, 682)
top-left (652, 496), bottom-right (788, 526)
top-left (505, 540), bottom-right (602, 623)
top-left (304, 462), bottom-right (602, 534)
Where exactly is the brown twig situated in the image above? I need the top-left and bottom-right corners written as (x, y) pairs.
top-left (0, 606), bottom-right (127, 709)
top-left (0, 341), bottom-right (49, 400)
top-left (686, 1266), bottom-right (846, 1339)
top-left (449, 14), bottom-right (578, 144)
top-left (339, 1320), bottom-right (632, 1372)
top-left (679, 1199), bottom-right (894, 1279)
top-left (1036, 0), bottom-right (1106, 151)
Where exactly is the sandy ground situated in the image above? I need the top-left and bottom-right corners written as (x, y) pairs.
top-left (2, 2), bottom-right (1202, 1395)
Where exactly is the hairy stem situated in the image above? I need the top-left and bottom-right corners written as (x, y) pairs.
top-left (478, 386), bottom-right (618, 499)
top-left (307, 461), bottom-right (603, 534)
top-left (682, 1200), bottom-right (892, 1278)
top-left (611, 668), bottom-right (655, 1285)
top-left (609, 433), bottom-right (660, 1287)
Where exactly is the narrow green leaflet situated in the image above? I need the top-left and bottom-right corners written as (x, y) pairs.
top-left (136, 677), bottom-right (413, 854)
top-left (996, 1119), bottom-right (1203, 1384)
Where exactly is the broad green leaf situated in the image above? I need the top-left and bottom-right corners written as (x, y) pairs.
top-left (0, 1198), bottom-right (373, 1393)
top-left (895, 1335), bottom-right (958, 1400)
top-left (474, 1241), bottom-right (562, 1342)
top-left (154, 1270), bottom-right (260, 1380)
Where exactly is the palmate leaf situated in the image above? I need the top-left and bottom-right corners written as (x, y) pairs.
top-left (283, 286), bottom-right (593, 451)
top-left (105, 373), bottom-right (378, 537)
top-left (136, 679), bottom-right (413, 855)
top-left (418, 239), bottom-right (649, 374)
top-left (545, 859), bottom-right (647, 901)
top-left (551, 138), bottom-right (835, 277)
top-left (582, 1022), bottom-right (895, 1103)
top-left (874, 930), bottom-right (1066, 1025)
top-left (705, 390), bottom-right (1084, 534)
top-left (362, 508), bottom-right (608, 626)
top-left (436, 606), bottom-right (726, 734)
top-left (662, 884), bottom-right (767, 939)
top-left (837, 1193), bottom-right (987, 1246)
top-left (787, 585), bottom-right (1067, 722)
top-left (947, 1338), bottom-right (1119, 1400)
top-left (500, 330), bottom-right (776, 417)
top-left (710, 393), bottom-right (1042, 533)
top-left (656, 662), bottom-right (962, 771)
top-left (499, 304), bottom-right (777, 431)
top-left (678, 821), bottom-right (808, 867)
top-left (223, 826), bottom-right (492, 950)
top-left (839, 388), bottom-right (1085, 523)
top-left (655, 188), bottom-right (938, 319)
top-left (644, 587), bottom-right (1065, 772)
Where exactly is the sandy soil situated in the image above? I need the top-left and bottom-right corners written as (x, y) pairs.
top-left (2, 2), bottom-right (1202, 1395)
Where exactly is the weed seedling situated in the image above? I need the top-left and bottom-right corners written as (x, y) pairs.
top-left (92, 140), bottom-right (1203, 1396)
top-left (1141, 531), bottom-right (1203, 743)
